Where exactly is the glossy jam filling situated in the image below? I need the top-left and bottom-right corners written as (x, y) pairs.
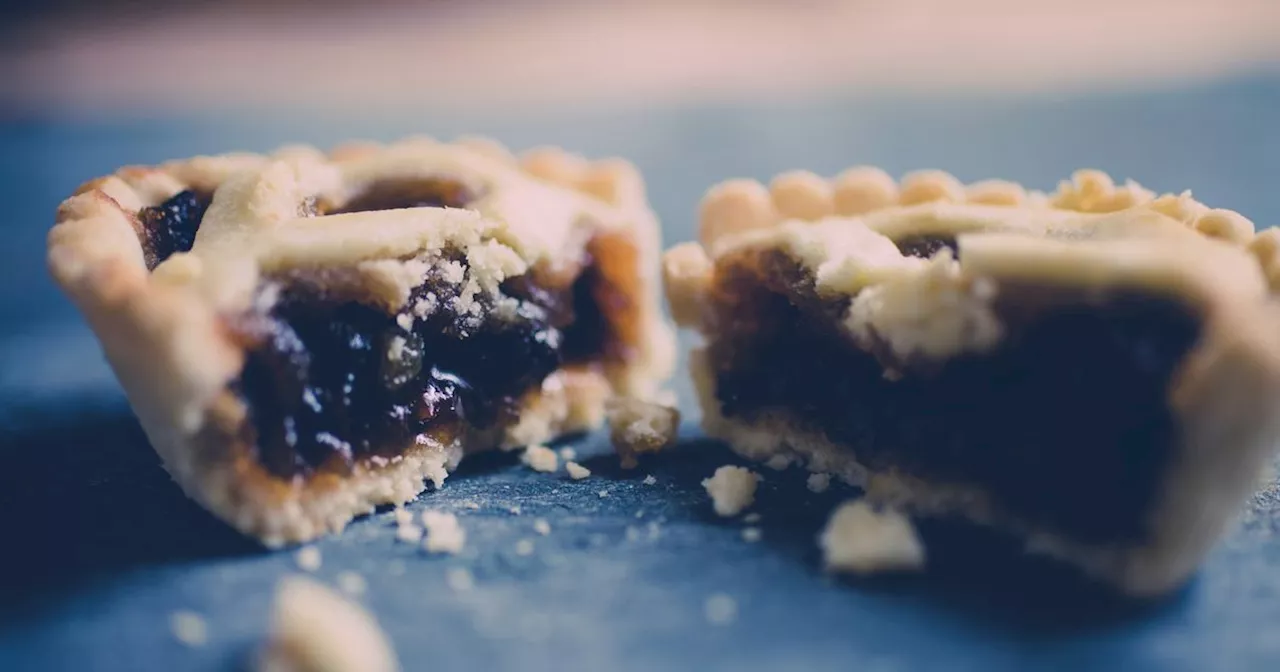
top-left (708, 251), bottom-right (1201, 544)
top-left (136, 190), bottom-right (212, 269)
top-left (234, 254), bottom-right (617, 479)
top-left (331, 177), bottom-right (477, 213)
top-left (893, 235), bottom-right (959, 260)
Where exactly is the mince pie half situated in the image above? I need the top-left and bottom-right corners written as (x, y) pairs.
top-left (49, 137), bottom-right (674, 546)
top-left (665, 168), bottom-right (1280, 596)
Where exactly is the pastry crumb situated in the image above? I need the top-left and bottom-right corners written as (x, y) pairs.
top-left (807, 473), bottom-right (832, 493)
top-left (819, 501), bottom-right (925, 575)
top-left (392, 507), bottom-right (413, 526)
top-left (256, 576), bottom-right (397, 672)
top-left (515, 539), bottom-right (535, 556)
top-left (741, 527), bottom-right (762, 543)
top-left (460, 501), bottom-right (481, 510)
top-left (643, 475), bottom-right (657, 485)
top-left (521, 444), bottom-right (559, 473)
top-left (764, 454), bottom-right (792, 471)
top-left (395, 524), bottom-right (424, 544)
top-left (421, 510), bottom-right (466, 555)
top-left (598, 490), bottom-right (610, 498)
top-left (606, 397), bottom-right (681, 469)
top-left (446, 567), bottom-right (474, 592)
top-left (647, 521), bottom-right (662, 540)
top-left (566, 461), bottom-right (591, 479)
top-left (507, 505), bottom-right (523, 515)
top-left (704, 593), bottom-right (738, 626)
top-left (295, 546), bottom-right (322, 572)
top-left (336, 571), bottom-right (367, 596)
top-left (170, 610), bottom-right (208, 647)
top-left (743, 513), bottom-right (762, 524)
top-left (702, 465), bottom-right (760, 517)
top-left (533, 519), bottom-right (551, 536)
top-left (625, 525), bottom-right (642, 542)
top-left (557, 446), bottom-right (577, 461)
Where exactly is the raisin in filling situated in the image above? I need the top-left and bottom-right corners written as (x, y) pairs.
top-left (236, 248), bottom-right (620, 480)
top-left (709, 252), bottom-right (1201, 544)
top-left (136, 190), bottom-right (212, 269)
top-left (332, 177), bottom-right (477, 213)
top-left (894, 235), bottom-right (958, 260)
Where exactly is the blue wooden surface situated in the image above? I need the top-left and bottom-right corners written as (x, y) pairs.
top-left (3, 76), bottom-right (1280, 671)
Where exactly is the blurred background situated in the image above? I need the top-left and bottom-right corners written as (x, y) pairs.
top-left (4, 1), bottom-right (1280, 670)
top-left (4, 0), bottom-right (1279, 115)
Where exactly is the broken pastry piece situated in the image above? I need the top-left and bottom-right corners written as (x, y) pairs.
top-left (606, 396), bottom-right (681, 468)
top-left (666, 168), bottom-right (1280, 596)
top-left (49, 137), bottom-right (674, 546)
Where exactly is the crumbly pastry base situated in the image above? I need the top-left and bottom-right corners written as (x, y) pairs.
top-left (49, 137), bottom-right (674, 545)
top-left (671, 167), bottom-right (1280, 596)
top-left (164, 367), bottom-right (610, 547)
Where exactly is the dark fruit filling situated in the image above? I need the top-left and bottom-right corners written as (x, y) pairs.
top-left (333, 177), bottom-right (477, 214)
top-left (893, 235), bottom-right (958, 260)
top-left (136, 190), bottom-right (212, 269)
top-left (235, 244), bottom-right (626, 480)
top-left (709, 251), bottom-right (1202, 544)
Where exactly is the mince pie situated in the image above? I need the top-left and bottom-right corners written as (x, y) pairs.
top-left (49, 137), bottom-right (674, 546)
top-left (665, 167), bottom-right (1280, 595)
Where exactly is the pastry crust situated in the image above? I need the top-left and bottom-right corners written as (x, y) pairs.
top-left (668, 167), bottom-right (1280, 595)
top-left (49, 137), bottom-right (674, 546)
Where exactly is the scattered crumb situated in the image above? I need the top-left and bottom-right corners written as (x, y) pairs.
top-left (704, 593), bottom-right (738, 626)
top-left (764, 454), bottom-right (792, 471)
top-left (647, 521), bottom-right (662, 540)
top-left (557, 446), bottom-right (577, 461)
top-left (807, 473), bottom-right (832, 494)
top-left (702, 465), bottom-right (760, 517)
top-left (256, 576), bottom-right (397, 672)
top-left (743, 513), bottom-right (762, 524)
top-left (521, 444), bottom-right (559, 473)
top-left (170, 610), bottom-right (208, 647)
top-left (742, 527), bottom-right (763, 543)
top-left (460, 501), bottom-right (481, 510)
top-left (551, 488), bottom-right (560, 495)
top-left (421, 510), bottom-right (467, 555)
top-left (446, 567), bottom-right (474, 592)
top-left (295, 546), bottom-right (322, 572)
top-left (395, 524), bottom-right (424, 544)
top-left (336, 571), bottom-right (367, 597)
top-left (515, 539), bottom-right (535, 556)
top-left (643, 475), bottom-right (657, 486)
top-left (819, 500), bottom-right (925, 575)
top-left (533, 519), bottom-right (551, 536)
top-left (392, 507), bottom-right (413, 526)
top-left (507, 505), bottom-right (523, 515)
top-left (606, 397), bottom-right (681, 469)
top-left (625, 526), bottom-right (642, 542)
top-left (566, 462), bottom-right (591, 480)
top-left (634, 509), bottom-right (645, 519)
top-left (598, 490), bottom-right (610, 498)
